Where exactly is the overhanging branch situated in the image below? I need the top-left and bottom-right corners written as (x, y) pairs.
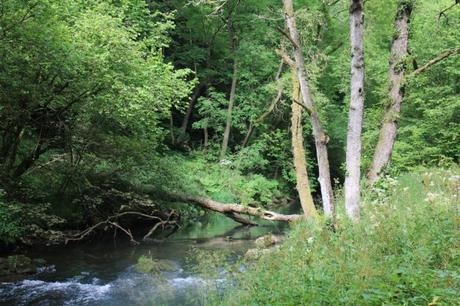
top-left (411, 47), bottom-right (460, 76)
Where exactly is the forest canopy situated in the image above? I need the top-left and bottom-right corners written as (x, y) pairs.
top-left (0, 0), bottom-right (458, 249)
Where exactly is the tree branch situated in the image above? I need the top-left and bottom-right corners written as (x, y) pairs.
top-left (66, 211), bottom-right (177, 244)
top-left (275, 48), bottom-right (295, 68)
top-left (276, 26), bottom-right (300, 49)
top-left (411, 47), bottom-right (460, 76)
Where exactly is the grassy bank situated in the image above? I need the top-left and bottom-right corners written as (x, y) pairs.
top-left (221, 168), bottom-right (459, 305)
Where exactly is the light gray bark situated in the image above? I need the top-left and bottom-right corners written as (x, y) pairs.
top-left (344, 0), bottom-right (365, 220)
top-left (367, 1), bottom-right (412, 185)
top-left (282, 0), bottom-right (334, 217)
top-left (133, 184), bottom-right (303, 224)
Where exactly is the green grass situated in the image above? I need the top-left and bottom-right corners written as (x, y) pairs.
top-left (220, 168), bottom-right (460, 305)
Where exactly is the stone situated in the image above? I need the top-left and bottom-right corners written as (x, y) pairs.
top-left (135, 256), bottom-right (177, 274)
top-left (254, 234), bottom-right (282, 249)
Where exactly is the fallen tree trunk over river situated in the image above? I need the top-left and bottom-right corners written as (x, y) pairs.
top-left (135, 184), bottom-right (304, 225)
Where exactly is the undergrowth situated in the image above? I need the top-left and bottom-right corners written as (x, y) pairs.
top-left (218, 167), bottom-right (459, 305)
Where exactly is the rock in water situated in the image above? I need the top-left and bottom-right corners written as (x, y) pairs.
top-left (254, 234), bottom-right (282, 249)
top-left (135, 256), bottom-right (177, 274)
top-left (0, 255), bottom-right (37, 275)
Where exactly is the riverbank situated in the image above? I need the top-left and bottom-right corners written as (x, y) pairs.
top-left (220, 168), bottom-right (460, 305)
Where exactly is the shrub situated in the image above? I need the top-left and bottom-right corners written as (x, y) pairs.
top-left (0, 195), bottom-right (23, 244)
top-left (221, 168), bottom-right (460, 305)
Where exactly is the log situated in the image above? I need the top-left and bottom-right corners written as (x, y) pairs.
top-left (133, 184), bottom-right (303, 224)
top-left (171, 192), bottom-right (303, 223)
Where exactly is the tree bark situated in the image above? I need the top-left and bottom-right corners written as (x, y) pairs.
top-left (203, 124), bottom-right (209, 148)
top-left (344, 0), bottom-right (365, 220)
top-left (178, 82), bottom-right (206, 141)
top-left (290, 73), bottom-right (319, 219)
top-left (173, 192), bottom-right (302, 223)
top-left (367, 1), bottom-right (413, 185)
top-left (282, 0), bottom-right (334, 217)
top-left (132, 184), bottom-right (303, 224)
top-left (220, 18), bottom-right (238, 160)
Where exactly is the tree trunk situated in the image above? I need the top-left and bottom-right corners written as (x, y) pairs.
top-left (344, 0), bottom-right (365, 220)
top-left (203, 124), bottom-right (209, 148)
top-left (367, 1), bottom-right (413, 185)
top-left (290, 73), bottom-right (318, 219)
top-left (220, 19), bottom-right (238, 160)
top-left (178, 82), bottom-right (206, 141)
top-left (241, 60), bottom-right (284, 148)
top-left (282, 0), bottom-right (334, 217)
top-left (133, 184), bottom-right (303, 224)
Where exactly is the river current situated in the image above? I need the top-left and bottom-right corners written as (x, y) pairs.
top-left (0, 214), bottom-right (285, 305)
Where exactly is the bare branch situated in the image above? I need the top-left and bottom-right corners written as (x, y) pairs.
top-left (411, 47), bottom-right (460, 76)
top-left (438, 1), bottom-right (459, 21)
top-left (275, 48), bottom-right (295, 68)
top-left (276, 26), bottom-right (300, 49)
top-left (66, 211), bottom-right (172, 244)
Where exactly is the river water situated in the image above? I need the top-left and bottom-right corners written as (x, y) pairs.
top-left (0, 214), bottom-right (286, 306)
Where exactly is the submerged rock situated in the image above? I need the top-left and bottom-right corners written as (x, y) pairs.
top-left (245, 234), bottom-right (283, 261)
top-left (244, 245), bottom-right (280, 261)
top-left (0, 255), bottom-right (38, 276)
top-left (254, 234), bottom-right (282, 249)
top-left (135, 256), bottom-right (177, 274)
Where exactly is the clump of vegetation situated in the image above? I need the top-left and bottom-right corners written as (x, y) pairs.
top-left (221, 168), bottom-right (459, 305)
top-left (0, 190), bottom-right (64, 246)
top-left (135, 256), bottom-right (177, 274)
top-left (0, 198), bottom-right (22, 245)
top-left (151, 153), bottom-right (284, 206)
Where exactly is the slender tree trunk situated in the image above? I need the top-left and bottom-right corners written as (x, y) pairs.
top-left (344, 0), bottom-right (365, 220)
top-left (241, 85), bottom-right (283, 148)
top-left (169, 113), bottom-right (176, 145)
top-left (291, 73), bottom-right (319, 219)
top-left (178, 82), bottom-right (206, 141)
top-left (242, 60), bottom-right (284, 148)
top-left (282, 0), bottom-right (334, 217)
top-left (203, 124), bottom-right (209, 148)
top-left (367, 1), bottom-right (413, 185)
top-left (220, 19), bottom-right (238, 160)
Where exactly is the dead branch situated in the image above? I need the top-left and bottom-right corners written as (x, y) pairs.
top-left (276, 48), bottom-right (296, 68)
top-left (438, 1), bottom-right (459, 22)
top-left (276, 26), bottom-right (300, 49)
top-left (131, 185), bottom-right (305, 224)
top-left (66, 211), bottom-right (175, 244)
top-left (411, 47), bottom-right (460, 76)
top-left (168, 191), bottom-right (303, 223)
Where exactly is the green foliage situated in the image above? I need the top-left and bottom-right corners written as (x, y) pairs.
top-left (0, 0), bottom-right (458, 254)
top-left (221, 168), bottom-right (460, 305)
top-left (144, 153), bottom-right (282, 207)
top-left (0, 190), bottom-right (64, 245)
top-left (0, 194), bottom-right (23, 244)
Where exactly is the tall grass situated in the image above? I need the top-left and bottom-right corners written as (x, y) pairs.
top-left (220, 168), bottom-right (459, 305)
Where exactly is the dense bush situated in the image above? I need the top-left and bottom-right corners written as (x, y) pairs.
top-left (0, 191), bottom-right (64, 246)
top-left (144, 153), bottom-right (284, 207)
top-left (221, 168), bottom-right (460, 305)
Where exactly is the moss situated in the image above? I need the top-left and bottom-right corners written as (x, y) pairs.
top-left (135, 256), bottom-right (176, 274)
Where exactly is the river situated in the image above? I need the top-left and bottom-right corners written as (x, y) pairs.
top-left (0, 214), bottom-right (286, 306)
